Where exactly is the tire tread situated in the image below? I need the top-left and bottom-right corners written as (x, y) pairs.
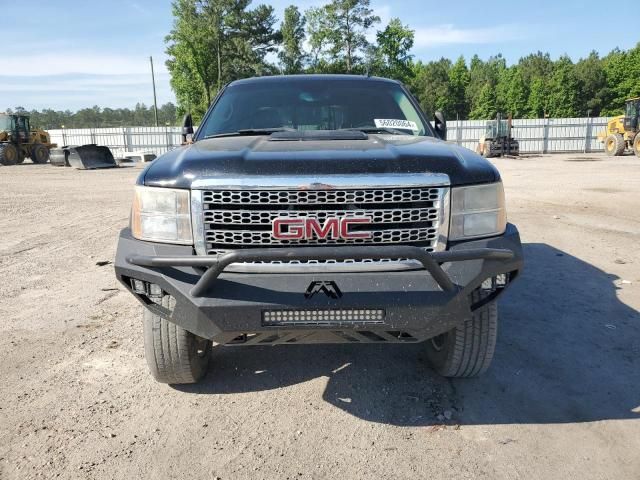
top-left (426, 290), bottom-right (498, 378)
top-left (143, 296), bottom-right (210, 384)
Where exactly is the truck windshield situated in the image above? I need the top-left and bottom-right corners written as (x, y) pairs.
top-left (198, 78), bottom-right (431, 139)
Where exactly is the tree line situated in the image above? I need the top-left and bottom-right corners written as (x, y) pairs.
top-left (11, 0), bottom-right (640, 128)
top-left (7, 103), bottom-right (177, 130)
top-left (166, 0), bottom-right (640, 122)
top-left (413, 48), bottom-right (640, 121)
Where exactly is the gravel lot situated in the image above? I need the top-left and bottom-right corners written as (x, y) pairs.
top-left (0, 152), bottom-right (639, 479)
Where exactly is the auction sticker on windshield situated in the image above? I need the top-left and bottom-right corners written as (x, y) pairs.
top-left (374, 119), bottom-right (419, 131)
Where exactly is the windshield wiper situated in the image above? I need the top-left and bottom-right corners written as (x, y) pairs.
top-left (340, 127), bottom-right (412, 136)
top-left (204, 128), bottom-right (295, 139)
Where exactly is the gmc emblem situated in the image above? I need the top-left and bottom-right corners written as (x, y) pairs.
top-left (272, 217), bottom-right (372, 240)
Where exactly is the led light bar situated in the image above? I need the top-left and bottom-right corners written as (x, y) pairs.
top-left (263, 309), bottom-right (385, 327)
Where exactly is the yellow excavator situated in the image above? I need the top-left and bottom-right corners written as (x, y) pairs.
top-left (0, 113), bottom-right (57, 165)
top-left (598, 97), bottom-right (640, 157)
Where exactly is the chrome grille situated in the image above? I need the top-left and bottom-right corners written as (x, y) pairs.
top-left (206, 227), bottom-right (438, 246)
top-left (195, 181), bottom-right (449, 271)
top-left (205, 208), bottom-right (439, 225)
top-left (202, 188), bottom-right (440, 205)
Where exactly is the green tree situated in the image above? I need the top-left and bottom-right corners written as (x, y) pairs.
top-left (159, 103), bottom-right (178, 125)
top-left (306, 0), bottom-right (379, 73)
top-left (165, 0), bottom-right (217, 119)
top-left (278, 6), bottom-right (306, 74)
top-left (446, 56), bottom-right (470, 118)
top-left (602, 43), bottom-right (640, 115)
top-left (469, 83), bottom-right (497, 119)
top-left (518, 51), bottom-right (553, 86)
top-left (547, 55), bottom-right (579, 117)
top-left (165, 0), bottom-right (280, 121)
top-left (373, 18), bottom-right (414, 82)
top-left (305, 6), bottom-right (330, 71)
top-left (620, 43), bottom-right (640, 100)
top-left (467, 55), bottom-right (505, 119)
top-left (408, 58), bottom-right (451, 117)
top-left (574, 51), bottom-right (609, 116)
top-left (497, 67), bottom-right (527, 118)
top-left (527, 77), bottom-right (548, 118)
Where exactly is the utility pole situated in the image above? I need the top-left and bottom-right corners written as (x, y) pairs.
top-left (150, 56), bottom-right (159, 127)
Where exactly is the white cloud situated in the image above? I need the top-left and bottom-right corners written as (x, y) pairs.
top-left (1, 52), bottom-right (168, 77)
top-left (0, 48), bottom-right (174, 110)
top-left (130, 2), bottom-right (150, 15)
top-left (413, 24), bottom-right (529, 48)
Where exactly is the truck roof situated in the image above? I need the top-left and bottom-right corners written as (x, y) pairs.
top-left (228, 74), bottom-right (402, 87)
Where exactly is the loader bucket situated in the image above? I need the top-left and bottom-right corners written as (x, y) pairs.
top-left (66, 144), bottom-right (117, 169)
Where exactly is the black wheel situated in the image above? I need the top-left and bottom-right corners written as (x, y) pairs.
top-left (604, 134), bottom-right (625, 156)
top-left (633, 134), bottom-right (640, 158)
top-left (30, 144), bottom-right (50, 164)
top-left (425, 291), bottom-right (498, 377)
top-left (16, 149), bottom-right (26, 164)
top-left (0, 143), bottom-right (19, 165)
top-left (143, 296), bottom-right (211, 384)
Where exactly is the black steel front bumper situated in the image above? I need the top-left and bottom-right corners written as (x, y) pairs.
top-left (114, 224), bottom-right (523, 344)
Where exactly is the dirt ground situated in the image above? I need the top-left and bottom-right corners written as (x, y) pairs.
top-left (0, 152), bottom-right (639, 480)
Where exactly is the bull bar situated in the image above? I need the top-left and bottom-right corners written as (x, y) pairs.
top-left (127, 245), bottom-right (515, 298)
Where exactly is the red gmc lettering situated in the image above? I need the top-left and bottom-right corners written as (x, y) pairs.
top-left (272, 218), bottom-right (305, 240)
top-left (272, 217), bottom-right (372, 240)
top-left (340, 218), bottom-right (372, 239)
top-left (306, 218), bottom-right (339, 239)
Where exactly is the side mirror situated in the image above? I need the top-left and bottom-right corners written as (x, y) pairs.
top-left (434, 111), bottom-right (447, 140)
top-left (181, 113), bottom-right (194, 144)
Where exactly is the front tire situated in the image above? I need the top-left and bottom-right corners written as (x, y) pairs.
top-left (605, 134), bottom-right (625, 156)
top-left (30, 144), bottom-right (50, 164)
top-left (425, 291), bottom-right (498, 377)
top-left (0, 143), bottom-right (19, 165)
top-left (633, 134), bottom-right (640, 158)
top-left (143, 296), bottom-right (211, 384)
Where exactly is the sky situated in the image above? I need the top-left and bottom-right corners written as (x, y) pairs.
top-left (1, 0), bottom-right (638, 111)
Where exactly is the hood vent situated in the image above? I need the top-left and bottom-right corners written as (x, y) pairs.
top-left (269, 130), bottom-right (368, 141)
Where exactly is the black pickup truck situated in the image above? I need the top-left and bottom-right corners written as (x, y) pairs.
top-left (115, 75), bottom-right (523, 384)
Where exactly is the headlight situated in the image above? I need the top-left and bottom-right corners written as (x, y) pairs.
top-left (131, 186), bottom-right (193, 244)
top-left (450, 182), bottom-right (506, 240)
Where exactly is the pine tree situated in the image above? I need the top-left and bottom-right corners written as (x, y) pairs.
top-left (447, 56), bottom-right (470, 118)
top-left (305, 0), bottom-right (379, 73)
top-left (497, 67), bottom-right (527, 118)
top-left (278, 6), bottom-right (306, 74)
top-left (408, 59), bottom-right (451, 117)
top-left (527, 78), bottom-right (548, 118)
top-left (469, 83), bottom-right (497, 119)
top-left (374, 18), bottom-right (414, 82)
top-left (547, 55), bottom-right (579, 117)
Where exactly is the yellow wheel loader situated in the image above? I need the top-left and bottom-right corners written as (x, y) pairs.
top-left (0, 113), bottom-right (57, 165)
top-left (598, 98), bottom-right (640, 157)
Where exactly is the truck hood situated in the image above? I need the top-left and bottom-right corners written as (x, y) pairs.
top-left (140, 134), bottom-right (499, 188)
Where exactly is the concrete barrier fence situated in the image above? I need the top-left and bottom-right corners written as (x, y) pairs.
top-left (48, 117), bottom-right (612, 158)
